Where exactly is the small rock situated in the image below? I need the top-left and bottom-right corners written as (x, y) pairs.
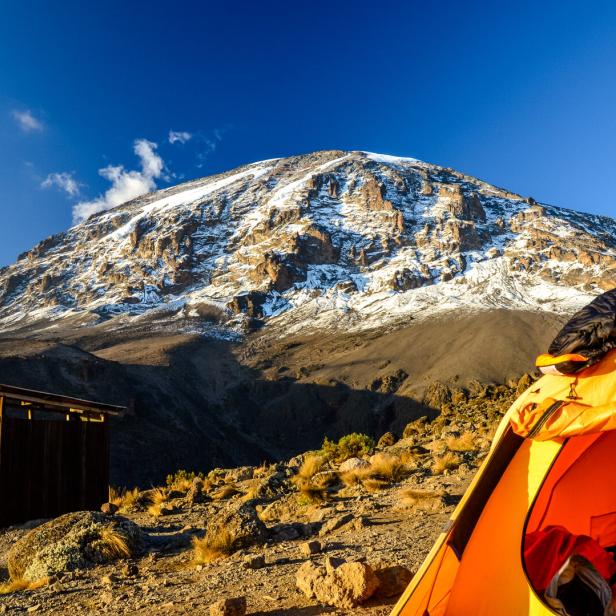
top-left (319, 513), bottom-right (353, 537)
top-left (100, 502), bottom-right (119, 515)
top-left (242, 554), bottom-right (265, 569)
top-left (27, 605), bottom-right (41, 613)
top-left (353, 516), bottom-right (370, 530)
top-left (299, 540), bottom-right (322, 556)
top-left (209, 596), bottom-right (247, 616)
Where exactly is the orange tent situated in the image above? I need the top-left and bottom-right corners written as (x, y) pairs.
top-left (392, 294), bottom-right (616, 615)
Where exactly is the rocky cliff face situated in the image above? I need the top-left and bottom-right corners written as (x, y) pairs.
top-left (1, 150), bottom-right (614, 337)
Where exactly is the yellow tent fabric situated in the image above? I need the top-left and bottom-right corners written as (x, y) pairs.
top-left (391, 349), bottom-right (616, 616)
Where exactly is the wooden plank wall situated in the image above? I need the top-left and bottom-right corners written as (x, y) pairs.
top-left (0, 416), bottom-right (109, 527)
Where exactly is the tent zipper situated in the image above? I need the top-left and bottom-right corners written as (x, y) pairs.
top-left (527, 400), bottom-right (566, 439)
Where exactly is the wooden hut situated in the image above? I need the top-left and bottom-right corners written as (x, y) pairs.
top-left (0, 384), bottom-right (125, 527)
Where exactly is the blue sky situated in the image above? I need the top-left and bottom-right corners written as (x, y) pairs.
top-left (1, 0), bottom-right (615, 266)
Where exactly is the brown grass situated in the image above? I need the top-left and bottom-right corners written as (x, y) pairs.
top-left (432, 452), bottom-right (461, 475)
top-left (297, 482), bottom-right (328, 503)
top-left (147, 487), bottom-right (169, 517)
top-left (94, 527), bottom-right (132, 560)
top-left (400, 488), bottom-right (445, 510)
top-left (192, 529), bottom-right (236, 564)
top-left (296, 455), bottom-right (326, 481)
top-left (0, 577), bottom-right (48, 595)
top-left (366, 453), bottom-right (406, 482)
top-left (446, 432), bottom-right (477, 452)
top-left (109, 487), bottom-right (141, 513)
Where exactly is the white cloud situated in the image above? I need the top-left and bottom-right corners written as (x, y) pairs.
top-left (72, 139), bottom-right (164, 223)
top-left (12, 109), bottom-right (44, 132)
top-left (168, 130), bottom-right (192, 144)
top-left (41, 172), bottom-right (81, 197)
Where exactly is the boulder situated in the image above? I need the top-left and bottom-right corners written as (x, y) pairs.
top-left (204, 503), bottom-right (268, 549)
top-left (296, 559), bottom-right (380, 608)
top-left (7, 511), bottom-right (144, 582)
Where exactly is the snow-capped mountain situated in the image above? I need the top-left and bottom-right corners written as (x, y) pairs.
top-left (1, 150), bottom-right (615, 337)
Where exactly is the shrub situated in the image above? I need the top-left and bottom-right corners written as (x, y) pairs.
top-left (320, 433), bottom-right (375, 463)
top-left (192, 529), bottom-right (236, 564)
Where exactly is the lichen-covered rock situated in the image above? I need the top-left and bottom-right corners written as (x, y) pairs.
top-left (7, 511), bottom-right (144, 581)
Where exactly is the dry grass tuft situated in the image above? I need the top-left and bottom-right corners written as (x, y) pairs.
top-left (400, 488), bottom-right (445, 510)
top-left (362, 478), bottom-right (389, 492)
top-left (95, 527), bottom-right (131, 560)
top-left (292, 455), bottom-right (330, 503)
top-left (432, 452), bottom-right (461, 475)
top-left (296, 455), bottom-right (326, 481)
top-left (0, 577), bottom-right (48, 595)
top-left (446, 432), bottom-right (477, 452)
top-left (297, 482), bottom-right (328, 504)
top-left (366, 453), bottom-right (406, 482)
top-left (147, 487), bottom-right (169, 517)
top-left (109, 486), bottom-right (141, 513)
top-left (340, 468), bottom-right (368, 487)
top-left (192, 529), bottom-right (236, 564)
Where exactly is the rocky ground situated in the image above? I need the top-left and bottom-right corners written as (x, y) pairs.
top-left (0, 378), bottom-right (527, 615)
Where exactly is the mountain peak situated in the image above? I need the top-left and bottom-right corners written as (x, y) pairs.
top-left (1, 150), bottom-right (615, 338)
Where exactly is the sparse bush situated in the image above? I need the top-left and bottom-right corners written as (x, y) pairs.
top-left (192, 529), bottom-right (236, 564)
top-left (432, 452), bottom-right (461, 475)
top-left (446, 432), bottom-right (477, 452)
top-left (320, 433), bottom-right (375, 463)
